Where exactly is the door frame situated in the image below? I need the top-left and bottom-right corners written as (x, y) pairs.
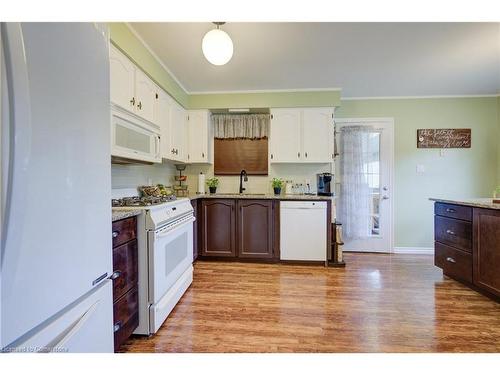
top-left (335, 117), bottom-right (395, 253)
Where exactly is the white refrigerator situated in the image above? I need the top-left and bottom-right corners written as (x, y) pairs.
top-left (1, 23), bottom-right (114, 352)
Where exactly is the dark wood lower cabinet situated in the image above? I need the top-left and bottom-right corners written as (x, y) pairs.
top-left (473, 208), bottom-right (500, 297)
top-left (237, 200), bottom-right (274, 259)
top-left (201, 199), bottom-right (236, 257)
top-left (434, 202), bottom-right (500, 301)
top-left (191, 199), bottom-right (199, 261)
top-left (198, 198), bottom-right (280, 261)
top-left (112, 216), bottom-right (139, 351)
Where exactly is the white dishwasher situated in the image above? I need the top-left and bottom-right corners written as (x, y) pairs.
top-left (280, 201), bottom-right (327, 261)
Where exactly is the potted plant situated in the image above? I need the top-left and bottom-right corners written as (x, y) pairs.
top-left (206, 177), bottom-right (219, 194)
top-left (272, 178), bottom-right (284, 195)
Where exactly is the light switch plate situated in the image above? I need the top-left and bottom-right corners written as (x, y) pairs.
top-left (416, 164), bottom-right (425, 174)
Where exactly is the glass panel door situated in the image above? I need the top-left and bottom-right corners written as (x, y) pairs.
top-left (336, 119), bottom-right (393, 253)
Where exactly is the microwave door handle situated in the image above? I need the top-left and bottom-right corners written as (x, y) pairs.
top-left (155, 135), bottom-right (160, 159)
top-left (1, 23), bottom-right (32, 266)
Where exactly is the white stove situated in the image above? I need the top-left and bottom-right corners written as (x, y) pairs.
top-left (112, 189), bottom-right (195, 335)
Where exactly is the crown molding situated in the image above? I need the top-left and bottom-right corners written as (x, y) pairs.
top-left (188, 87), bottom-right (343, 95)
top-left (341, 94), bottom-right (500, 100)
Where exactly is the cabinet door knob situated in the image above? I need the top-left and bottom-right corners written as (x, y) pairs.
top-left (446, 257), bottom-right (456, 263)
top-left (110, 270), bottom-right (122, 280)
top-left (137, 101), bottom-right (142, 110)
top-left (112, 230), bottom-right (120, 238)
top-left (305, 152), bottom-right (308, 158)
top-left (202, 152), bottom-right (205, 158)
top-left (298, 152), bottom-right (300, 158)
top-left (446, 229), bottom-right (455, 235)
top-left (130, 97), bottom-right (135, 106)
top-left (270, 154), bottom-right (273, 159)
top-left (113, 321), bottom-right (122, 332)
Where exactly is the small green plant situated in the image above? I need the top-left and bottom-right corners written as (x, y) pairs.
top-left (271, 178), bottom-right (284, 189)
top-left (206, 177), bottom-right (219, 188)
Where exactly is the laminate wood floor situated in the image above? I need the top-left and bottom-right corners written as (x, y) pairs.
top-left (120, 253), bottom-right (500, 353)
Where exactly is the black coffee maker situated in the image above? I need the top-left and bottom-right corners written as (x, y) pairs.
top-left (317, 173), bottom-right (333, 196)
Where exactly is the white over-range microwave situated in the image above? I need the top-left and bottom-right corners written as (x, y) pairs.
top-left (111, 106), bottom-right (161, 164)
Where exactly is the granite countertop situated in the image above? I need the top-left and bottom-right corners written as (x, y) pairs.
top-left (429, 197), bottom-right (500, 210)
top-left (188, 193), bottom-right (334, 201)
top-left (112, 209), bottom-right (143, 222)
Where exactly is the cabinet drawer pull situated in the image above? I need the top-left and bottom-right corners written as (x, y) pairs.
top-left (113, 321), bottom-right (122, 332)
top-left (445, 229), bottom-right (455, 235)
top-left (446, 208), bottom-right (456, 213)
top-left (446, 257), bottom-right (456, 263)
top-left (305, 152), bottom-right (308, 158)
top-left (110, 270), bottom-right (122, 280)
top-left (298, 152), bottom-right (300, 158)
top-left (130, 97), bottom-right (135, 106)
top-left (202, 152), bottom-right (205, 158)
top-left (137, 101), bottom-right (142, 110)
top-left (112, 230), bottom-right (120, 238)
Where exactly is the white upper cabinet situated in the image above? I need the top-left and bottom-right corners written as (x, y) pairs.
top-left (187, 110), bottom-right (211, 163)
top-left (301, 108), bottom-right (335, 162)
top-left (109, 44), bottom-right (159, 126)
top-left (109, 45), bottom-right (135, 113)
top-left (156, 88), bottom-right (172, 160)
top-left (168, 99), bottom-right (188, 163)
top-left (270, 107), bottom-right (335, 163)
top-left (134, 69), bottom-right (157, 125)
top-left (270, 109), bottom-right (302, 162)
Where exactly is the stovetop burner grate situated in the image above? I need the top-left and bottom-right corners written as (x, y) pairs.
top-left (112, 195), bottom-right (177, 207)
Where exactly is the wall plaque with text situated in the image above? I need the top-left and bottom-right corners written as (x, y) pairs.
top-left (417, 128), bottom-right (471, 148)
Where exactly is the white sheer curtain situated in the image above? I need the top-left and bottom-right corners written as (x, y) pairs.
top-left (212, 114), bottom-right (269, 139)
top-left (337, 125), bottom-right (373, 239)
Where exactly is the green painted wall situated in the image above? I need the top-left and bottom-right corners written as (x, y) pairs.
top-left (188, 90), bottom-right (341, 109)
top-left (108, 23), bottom-right (189, 107)
top-left (336, 97), bottom-right (499, 249)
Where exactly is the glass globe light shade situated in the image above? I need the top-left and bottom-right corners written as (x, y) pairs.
top-left (202, 28), bottom-right (233, 66)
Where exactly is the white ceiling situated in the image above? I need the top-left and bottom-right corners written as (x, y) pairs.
top-left (130, 22), bottom-right (500, 97)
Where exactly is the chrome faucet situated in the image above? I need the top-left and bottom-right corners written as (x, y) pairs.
top-left (239, 169), bottom-right (248, 194)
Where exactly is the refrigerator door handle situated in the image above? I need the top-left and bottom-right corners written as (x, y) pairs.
top-left (0, 23), bottom-right (32, 267)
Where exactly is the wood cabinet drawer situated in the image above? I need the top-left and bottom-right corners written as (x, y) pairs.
top-left (112, 217), bottom-right (137, 247)
top-left (113, 286), bottom-right (139, 351)
top-left (112, 240), bottom-right (138, 301)
top-left (435, 215), bottom-right (472, 252)
top-left (435, 202), bottom-right (472, 222)
top-left (435, 242), bottom-right (472, 283)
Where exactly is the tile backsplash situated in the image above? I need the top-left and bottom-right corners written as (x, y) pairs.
top-left (112, 160), bottom-right (334, 195)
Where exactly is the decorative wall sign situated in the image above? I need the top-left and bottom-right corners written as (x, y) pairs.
top-left (417, 128), bottom-right (471, 148)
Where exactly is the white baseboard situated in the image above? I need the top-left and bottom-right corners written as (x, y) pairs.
top-left (393, 247), bottom-right (434, 255)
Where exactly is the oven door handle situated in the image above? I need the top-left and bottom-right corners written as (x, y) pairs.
top-left (155, 216), bottom-right (195, 238)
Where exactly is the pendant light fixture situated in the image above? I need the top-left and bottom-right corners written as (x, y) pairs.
top-left (202, 22), bottom-right (233, 66)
